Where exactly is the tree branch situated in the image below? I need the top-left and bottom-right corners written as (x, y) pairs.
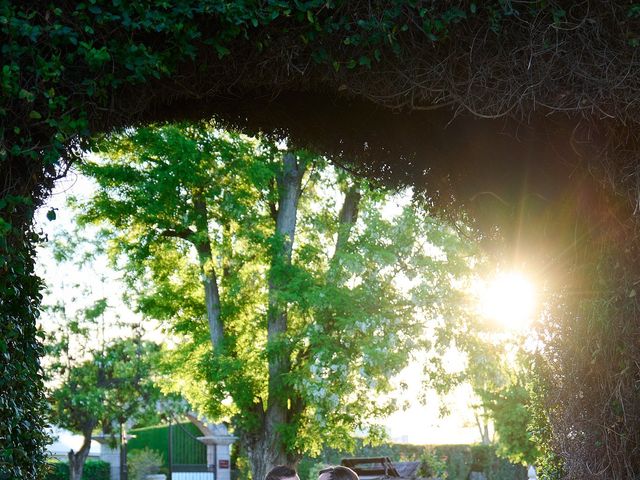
top-left (192, 194), bottom-right (224, 351)
top-left (268, 177), bottom-right (278, 222)
top-left (160, 227), bottom-right (196, 241)
top-left (330, 183), bottom-right (362, 267)
top-left (222, 223), bottom-right (232, 282)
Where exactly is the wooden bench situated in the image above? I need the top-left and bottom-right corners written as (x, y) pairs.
top-left (341, 457), bottom-right (401, 478)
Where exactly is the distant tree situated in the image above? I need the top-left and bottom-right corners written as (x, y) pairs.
top-left (47, 335), bottom-right (161, 480)
top-left (478, 378), bottom-right (539, 466)
top-left (423, 320), bottom-right (540, 467)
top-left (43, 280), bottom-right (162, 480)
top-left (77, 122), bottom-right (473, 480)
top-left (462, 340), bottom-right (540, 467)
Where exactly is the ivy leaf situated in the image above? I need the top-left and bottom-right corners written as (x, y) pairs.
top-left (215, 44), bottom-right (230, 58)
top-left (19, 89), bottom-right (35, 102)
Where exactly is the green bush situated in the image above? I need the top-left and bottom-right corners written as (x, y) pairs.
top-left (44, 460), bottom-right (67, 480)
top-left (470, 444), bottom-right (493, 472)
top-left (128, 448), bottom-right (165, 480)
top-left (44, 459), bottom-right (111, 480)
top-left (83, 460), bottom-right (111, 480)
top-left (420, 447), bottom-right (448, 479)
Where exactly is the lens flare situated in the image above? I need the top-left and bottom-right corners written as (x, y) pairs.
top-left (479, 271), bottom-right (536, 330)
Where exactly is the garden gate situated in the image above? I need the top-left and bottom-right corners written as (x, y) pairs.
top-left (167, 420), bottom-right (215, 480)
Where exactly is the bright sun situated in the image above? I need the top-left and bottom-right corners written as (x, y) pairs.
top-left (479, 271), bottom-right (537, 330)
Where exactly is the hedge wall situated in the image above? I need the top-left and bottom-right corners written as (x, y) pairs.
top-left (44, 460), bottom-right (110, 480)
top-left (128, 422), bottom-right (207, 468)
top-left (297, 442), bottom-right (526, 480)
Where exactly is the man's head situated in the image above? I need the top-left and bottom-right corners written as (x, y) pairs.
top-left (265, 465), bottom-right (300, 480)
top-left (318, 466), bottom-right (359, 480)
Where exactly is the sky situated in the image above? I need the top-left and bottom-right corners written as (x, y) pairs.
top-left (384, 361), bottom-right (482, 445)
top-left (36, 169), bottom-right (483, 446)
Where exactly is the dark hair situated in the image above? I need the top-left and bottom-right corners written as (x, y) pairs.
top-left (265, 465), bottom-right (298, 480)
top-left (318, 466), bottom-right (359, 480)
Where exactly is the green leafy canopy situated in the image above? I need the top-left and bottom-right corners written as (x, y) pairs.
top-left (76, 122), bottom-right (476, 459)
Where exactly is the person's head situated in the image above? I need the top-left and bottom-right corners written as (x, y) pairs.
top-left (318, 466), bottom-right (359, 480)
top-left (265, 465), bottom-right (299, 480)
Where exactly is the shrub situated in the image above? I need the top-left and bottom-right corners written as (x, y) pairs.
top-left (420, 447), bottom-right (448, 479)
top-left (470, 445), bottom-right (493, 472)
top-left (83, 460), bottom-right (111, 480)
top-left (44, 460), bottom-right (67, 480)
top-left (128, 448), bottom-right (165, 480)
top-left (44, 459), bottom-right (110, 480)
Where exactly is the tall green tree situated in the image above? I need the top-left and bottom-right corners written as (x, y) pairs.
top-left (77, 122), bottom-right (471, 480)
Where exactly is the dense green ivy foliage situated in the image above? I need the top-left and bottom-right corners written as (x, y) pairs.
top-left (3, 1), bottom-right (629, 183)
top-left (0, 225), bottom-right (48, 478)
top-left (4, 1), bottom-right (640, 478)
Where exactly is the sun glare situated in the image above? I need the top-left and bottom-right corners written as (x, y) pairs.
top-left (479, 271), bottom-right (536, 330)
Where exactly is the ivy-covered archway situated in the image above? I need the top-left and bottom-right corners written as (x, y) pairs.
top-left (3, 2), bottom-right (640, 478)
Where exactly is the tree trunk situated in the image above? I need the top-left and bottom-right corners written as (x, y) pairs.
top-left (245, 177), bottom-right (359, 480)
top-left (68, 428), bottom-right (93, 480)
top-left (247, 186), bottom-right (361, 480)
top-left (193, 195), bottom-right (224, 350)
top-left (245, 429), bottom-right (299, 480)
top-left (475, 412), bottom-right (491, 445)
top-left (253, 152), bottom-right (306, 479)
top-left (120, 422), bottom-right (129, 480)
top-left (332, 184), bottom-right (361, 263)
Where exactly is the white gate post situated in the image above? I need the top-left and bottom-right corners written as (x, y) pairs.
top-left (527, 465), bottom-right (537, 479)
top-left (197, 425), bottom-right (237, 480)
